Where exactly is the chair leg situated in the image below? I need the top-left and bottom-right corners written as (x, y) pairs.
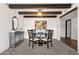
top-left (51, 41), bottom-right (53, 47)
top-left (32, 42), bottom-right (34, 49)
top-left (47, 42), bottom-right (49, 49)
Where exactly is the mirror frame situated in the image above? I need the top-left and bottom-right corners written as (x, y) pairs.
top-left (12, 16), bottom-right (19, 30)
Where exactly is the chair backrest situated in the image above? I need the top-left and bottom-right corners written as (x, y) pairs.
top-left (32, 29), bottom-right (36, 38)
top-left (28, 30), bottom-right (34, 40)
top-left (47, 30), bottom-right (54, 40)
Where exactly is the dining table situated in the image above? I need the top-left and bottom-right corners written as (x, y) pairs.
top-left (33, 30), bottom-right (48, 46)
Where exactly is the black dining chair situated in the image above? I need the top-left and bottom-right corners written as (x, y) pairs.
top-left (28, 30), bottom-right (39, 48)
top-left (42, 30), bottom-right (54, 49)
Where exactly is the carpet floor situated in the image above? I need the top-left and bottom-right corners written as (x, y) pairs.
top-left (1, 39), bottom-right (78, 55)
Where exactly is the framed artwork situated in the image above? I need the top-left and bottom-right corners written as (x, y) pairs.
top-left (35, 21), bottom-right (47, 30)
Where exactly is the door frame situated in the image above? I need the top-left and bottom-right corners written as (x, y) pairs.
top-left (65, 19), bottom-right (71, 38)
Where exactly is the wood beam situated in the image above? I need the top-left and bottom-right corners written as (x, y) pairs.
top-left (23, 16), bottom-right (57, 18)
top-left (60, 7), bottom-right (77, 18)
top-left (18, 11), bottom-right (62, 15)
top-left (9, 4), bottom-right (71, 9)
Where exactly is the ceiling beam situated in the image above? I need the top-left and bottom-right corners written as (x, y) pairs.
top-left (60, 7), bottom-right (77, 18)
top-left (23, 16), bottom-right (57, 18)
top-left (9, 4), bottom-right (71, 9)
top-left (18, 11), bottom-right (62, 15)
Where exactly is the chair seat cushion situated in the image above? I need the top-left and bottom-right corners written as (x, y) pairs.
top-left (41, 38), bottom-right (51, 41)
top-left (30, 38), bottom-right (39, 41)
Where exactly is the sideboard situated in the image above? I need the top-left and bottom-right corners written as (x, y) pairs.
top-left (9, 31), bottom-right (24, 48)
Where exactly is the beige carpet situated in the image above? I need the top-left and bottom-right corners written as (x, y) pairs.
top-left (1, 39), bottom-right (78, 55)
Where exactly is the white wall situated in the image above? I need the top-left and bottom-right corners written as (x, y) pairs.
top-left (17, 15), bottom-right (24, 31)
top-left (77, 5), bottom-right (79, 53)
top-left (24, 18), bottom-right (60, 40)
top-left (0, 4), bottom-right (19, 53)
top-left (60, 10), bottom-right (77, 40)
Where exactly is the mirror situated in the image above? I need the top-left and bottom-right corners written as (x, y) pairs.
top-left (12, 16), bottom-right (19, 30)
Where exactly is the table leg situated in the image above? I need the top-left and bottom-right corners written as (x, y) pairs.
top-left (39, 34), bottom-right (42, 46)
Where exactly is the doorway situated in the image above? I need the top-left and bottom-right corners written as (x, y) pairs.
top-left (65, 19), bottom-right (77, 51)
top-left (65, 19), bottom-right (71, 38)
top-left (65, 19), bottom-right (71, 46)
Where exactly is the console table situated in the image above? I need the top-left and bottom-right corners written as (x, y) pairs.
top-left (9, 31), bottom-right (24, 48)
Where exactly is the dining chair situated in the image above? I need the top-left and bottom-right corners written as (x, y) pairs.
top-left (28, 30), bottom-right (39, 48)
top-left (42, 30), bottom-right (54, 49)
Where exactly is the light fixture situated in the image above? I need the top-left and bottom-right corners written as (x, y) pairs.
top-left (38, 12), bottom-right (42, 16)
top-left (37, 8), bottom-right (42, 16)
